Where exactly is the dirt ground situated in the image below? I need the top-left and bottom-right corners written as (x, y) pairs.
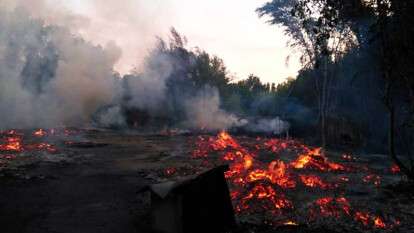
top-left (0, 129), bottom-right (413, 233)
top-left (0, 130), bottom-right (200, 233)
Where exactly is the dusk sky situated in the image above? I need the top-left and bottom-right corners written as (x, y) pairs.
top-left (61, 0), bottom-right (301, 84)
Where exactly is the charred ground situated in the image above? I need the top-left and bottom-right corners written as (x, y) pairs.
top-left (0, 129), bottom-right (412, 233)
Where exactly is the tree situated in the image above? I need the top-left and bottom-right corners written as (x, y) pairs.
top-left (258, 0), bottom-right (358, 149)
top-left (190, 49), bottom-right (230, 96)
top-left (371, 0), bottom-right (414, 180)
top-left (259, 0), bottom-right (414, 180)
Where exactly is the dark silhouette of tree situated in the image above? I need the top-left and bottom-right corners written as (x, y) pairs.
top-left (371, 0), bottom-right (414, 180)
top-left (258, 0), bottom-right (414, 180)
top-left (258, 0), bottom-right (358, 149)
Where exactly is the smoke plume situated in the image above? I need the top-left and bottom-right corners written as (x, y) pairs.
top-left (184, 86), bottom-right (248, 130)
top-left (0, 1), bottom-right (290, 133)
top-left (0, 4), bottom-right (121, 129)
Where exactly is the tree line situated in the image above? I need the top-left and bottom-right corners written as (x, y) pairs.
top-left (258, 0), bottom-right (414, 180)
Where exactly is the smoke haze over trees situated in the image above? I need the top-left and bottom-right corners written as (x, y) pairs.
top-left (0, 3), bottom-right (288, 134)
top-left (257, 0), bottom-right (414, 179)
top-left (1, 0), bottom-right (413, 170)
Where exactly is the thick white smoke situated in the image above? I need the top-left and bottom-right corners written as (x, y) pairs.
top-left (0, 5), bottom-right (121, 129)
top-left (184, 86), bottom-right (247, 130)
top-left (124, 51), bottom-right (174, 113)
top-left (0, 1), bottom-right (291, 133)
top-left (245, 117), bottom-right (290, 135)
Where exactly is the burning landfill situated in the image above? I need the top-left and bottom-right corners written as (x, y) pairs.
top-left (184, 131), bottom-right (403, 230)
top-left (0, 128), bottom-right (83, 169)
top-left (1, 128), bottom-right (407, 232)
top-left (0, 1), bottom-right (414, 233)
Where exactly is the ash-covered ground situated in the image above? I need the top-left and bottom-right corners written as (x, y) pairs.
top-left (0, 129), bottom-right (413, 233)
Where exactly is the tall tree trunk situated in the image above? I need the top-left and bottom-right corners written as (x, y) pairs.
top-left (387, 89), bottom-right (414, 180)
top-left (321, 55), bottom-right (329, 150)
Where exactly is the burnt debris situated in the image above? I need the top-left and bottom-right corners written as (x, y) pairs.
top-left (142, 165), bottom-right (236, 233)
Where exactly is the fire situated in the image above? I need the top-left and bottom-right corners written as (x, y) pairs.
top-left (33, 129), bottom-right (47, 137)
top-left (290, 155), bottom-right (311, 169)
top-left (353, 212), bottom-right (391, 228)
top-left (354, 211), bottom-right (370, 226)
top-left (268, 160), bottom-right (296, 188)
top-left (374, 216), bottom-right (386, 228)
top-left (312, 197), bottom-right (351, 218)
top-left (30, 143), bottom-right (57, 153)
top-left (283, 221), bottom-right (299, 226)
top-left (189, 131), bottom-right (400, 228)
top-left (0, 137), bottom-right (23, 152)
top-left (241, 185), bottom-right (293, 210)
top-left (243, 155), bottom-right (254, 169)
top-left (299, 174), bottom-right (329, 189)
top-left (290, 148), bottom-right (345, 171)
top-left (0, 129), bottom-right (59, 156)
top-left (164, 167), bottom-right (176, 176)
top-left (213, 131), bottom-right (240, 150)
top-left (390, 164), bottom-right (400, 174)
top-left (363, 174), bottom-right (381, 187)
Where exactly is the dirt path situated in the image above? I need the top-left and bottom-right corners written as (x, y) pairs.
top-left (0, 132), bottom-right (193, 233)
top-left (1, 161), bottom-right (148, 233)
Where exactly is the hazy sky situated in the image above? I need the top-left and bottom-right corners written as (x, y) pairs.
top-left (62, 0), bottom-right (300, 84)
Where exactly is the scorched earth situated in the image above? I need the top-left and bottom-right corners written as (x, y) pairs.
top-left (0, 128), bottom-right (412, 233)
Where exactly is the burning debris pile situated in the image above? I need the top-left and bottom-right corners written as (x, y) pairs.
top-left (0, 128), bottom-right (84, 168)
top-left (185, 131), bottom-right (403, 231)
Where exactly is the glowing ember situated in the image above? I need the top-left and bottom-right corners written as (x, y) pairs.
top-left (354, 211), bottom-right (370, 226)
top-left (243, 154), bottom-right (254, 169)
top-left (30, 143), bottom-right (58, 153)
top-left (0, 137), bottom-right (23, 152)
top-left (290, 148), bottom-right (345, 171)
top-left (33, 129), bottom-right (47, 137)
top-left (268, 160), bottom-right (296, 188)
top-left (283, 221), bottom-right (299, 226)
top-left (374, 216), bottom-right (386, 228)
top-left (363, 174), bottom-right (381, 187)
top-left (299, 174), bottom-right (329, 189)
top-left (390, 164), bottom-right (401, 174)
top-left (190, 131), bottom-right (401, 228)
top-left (240, 184), bottom-right (293, 211)
top-left (0, 129), bottom-right (59, 156)
top-left (290, 151), bottom-right (318, 169)
top-left (213, 131), bottom-right (240, 150)
top-left (311, 197), bottom-right (351, 218)
top-left (164, 167), bottom-right (176, 176)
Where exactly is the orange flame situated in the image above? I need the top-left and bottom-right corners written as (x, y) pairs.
top-left (33, 129), bottom-right (47, 137)
top-left (191, 131), bottom-right (397, 228)
top-left (0, 137), bottom-right (23, 152)
top-left (374, 216), bottom-right (386, 228)
top-left (354, 211), bottom-right (370, 226)
top-left (299, 174), bottom-right (329, 189)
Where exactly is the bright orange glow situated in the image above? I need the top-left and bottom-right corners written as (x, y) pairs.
top-left (1, 130), bottom-right (58, 154)
top-left (33, 129), bottom-right (47, 137)
top-left (291, 154), bottom-right (312, 169)
top-left (0, 137), bottom-right (23, 152)
top-left (299, 174), bottom-right (328, 189)
top-left (243, 155), bottom-right (253, 169)
top-left (354, 211), bottom-right (370, 226)
top-left (283, 221), bottom-right (298, 226)
top-left (363, 174), bottom-right (381, 187)
top-left (191, 131), bottom-right (397, 228)
top-left (374, 216), bottom-right (386, 228)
